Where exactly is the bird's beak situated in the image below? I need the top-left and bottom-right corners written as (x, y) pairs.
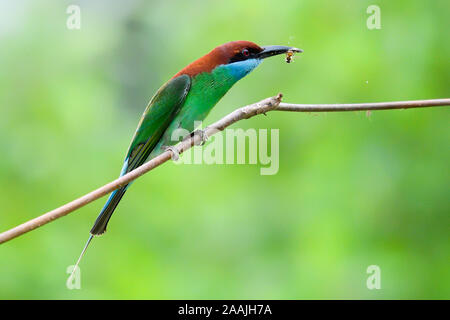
top-left (257, 45), bottom-right (303, 59)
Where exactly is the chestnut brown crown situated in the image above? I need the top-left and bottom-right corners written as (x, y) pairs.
top-left (174, 41), bottom-right (263, 78)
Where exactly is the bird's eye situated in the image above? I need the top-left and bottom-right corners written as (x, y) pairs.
top-left (242, 49), bottom-right (250, 57)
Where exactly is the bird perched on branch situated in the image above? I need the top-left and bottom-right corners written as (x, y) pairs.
top-left (71, 41), bottom-right (302, 274)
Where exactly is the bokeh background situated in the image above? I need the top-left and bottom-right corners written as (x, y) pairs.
top-left (0, 0), bottom-right (449, 299)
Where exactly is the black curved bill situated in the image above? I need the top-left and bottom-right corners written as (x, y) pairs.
top-left (258, 45), bottom-right (303, 59)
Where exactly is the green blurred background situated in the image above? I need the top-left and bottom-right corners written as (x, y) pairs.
top-left (0, 0), bottom-right (449, 299)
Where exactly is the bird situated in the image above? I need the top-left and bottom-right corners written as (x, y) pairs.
top-left (70, 41), bottom-right (302, 276)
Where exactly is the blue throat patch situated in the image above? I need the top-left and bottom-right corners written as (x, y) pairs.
top-left (219, 58), bottom-right (262, 81)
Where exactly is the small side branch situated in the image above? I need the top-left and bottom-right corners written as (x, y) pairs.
top-left (276, 98), bottom-right (450, 112)
top-left (0, 95), bottom-right (448, 244)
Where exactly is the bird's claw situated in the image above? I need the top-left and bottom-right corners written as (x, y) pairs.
top-left (164, 146), bottom-right (180, 161)
top-left (192, 129), bottom-right (209, 146)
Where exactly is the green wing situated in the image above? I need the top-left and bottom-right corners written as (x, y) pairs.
top-left (123, 74), bottom-right (191, 173)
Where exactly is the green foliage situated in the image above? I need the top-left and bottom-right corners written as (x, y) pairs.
top-left (0, 0), bottom-right (448, 299)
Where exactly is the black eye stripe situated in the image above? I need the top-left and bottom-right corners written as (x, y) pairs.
top-left (229, 47), bottom-right (260, 63)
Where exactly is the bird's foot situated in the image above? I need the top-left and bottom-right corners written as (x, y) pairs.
top-left (191, 129), bottom-right (209, 146)
top-left (164, 145), bottom-right (180, 161)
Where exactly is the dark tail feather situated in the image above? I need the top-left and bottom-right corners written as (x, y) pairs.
top-left (90, 187), bottom-right (128, 235)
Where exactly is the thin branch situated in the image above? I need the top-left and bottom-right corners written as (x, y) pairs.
top-left (276, 98), bottom-right (450, 112)
top-left (0, 95), bottom-right (448, 244)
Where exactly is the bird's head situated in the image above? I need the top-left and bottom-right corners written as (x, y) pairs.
top-left (174, 40), bottom-right (302, 80)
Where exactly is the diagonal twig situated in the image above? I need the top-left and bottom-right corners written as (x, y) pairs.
top-left (0, 95), bottom-right (448, 244)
